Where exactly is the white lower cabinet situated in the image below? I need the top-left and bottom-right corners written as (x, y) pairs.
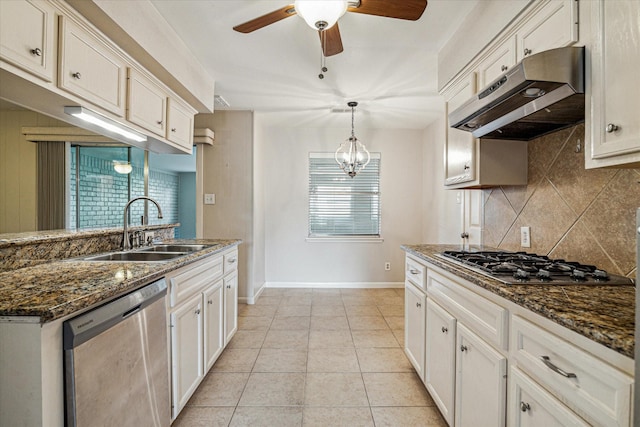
top-left (204, 280), bottom-right (224, 372)
top-left (509, 366), bottom-right (589, 427)
top-left (404, 280), bottom-right (426, 381)
top-left (425, 298), bottom-right (456, 426)
top-left (223, 271), bottom-right (238, 345)
top-left (455, 323), bottom-right (507, 427)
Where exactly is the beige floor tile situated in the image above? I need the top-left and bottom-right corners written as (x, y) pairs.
top-left (270, 316), bottom-right (311, 330)
top-left (226, 330), bottom-right (267, 349)
top-left (311, 304), bottom-right (346, 317)
top-left (230, 406), bottom-right (303, 427)
top-left (238, 304), bottom-right (277, 317)
top-left (307, 347), bottom-right (360, 373)
top-left (304, 373), bottom-right (369, 407)
top-left (393, 288), bottom-right (405, 297)
top-left (280, 295), bottom-right (313, 306)
top-left (253, 348), bottom-right (307, 372)
top-left (312, 288), bottom-right (342, 296)
top-left (374, 295), bottom-right (404, 306)
top-left (261, 288), bottom-right (284, 296)
top-left (276, 304), bottom-right (312, 317)
top-left (342, 296), bottom-right (378, 306)
top-left (254, 295), bottom-right (282, 306)
top-left (377, 304), bottom-right (404, 316)
top-left (282, 288), bottom-right (313, 296)
top-left (237, 316), bottom-right (272, 331)
top-left (385, 315), bottom-right (405, 330)
top-left (262, 329), bottom-right (309, 349)
top-left (310, 315), bottom-right (350, 331)
top-left (344, 305), bottom-right (382, 317)
top-left (392, 329), bottom-right (405, 347)
top-left (186, 372), bottom-right (250, 406)
top-left (311, 295), bottom-right (344, 305)
top-left (363, 372), bottom-right (435, 407)
top-left (348, 316), bottom-right (390, 331)
top-left (211, 348), bottom-right (259, 372)
top-left (172, 406), bottom-right (235, 427)
top-left (367, 289), bottom-right (399, 299)
top-left (308, 330), bottom-right (354, 348)
top-left (303, 407), bottom-right (374, 427)
top-left (370, 407), bottom-right (447, 427)
top-left (238, 373), bottom-right (306, 406)
top-left (356, 348), bottom-right (413, 372)
top-left (351, 330), bottom-right (400, 348)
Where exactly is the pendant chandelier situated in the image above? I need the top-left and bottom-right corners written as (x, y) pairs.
top-left (335, 101), bottom-right (370, 178)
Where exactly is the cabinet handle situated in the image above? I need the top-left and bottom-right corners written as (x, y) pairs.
top-left (171, 128), bottom-right (177, 132)
top-left (416, 302), bottom-right (422, 308)
top-left (460, 345), bottom-right (468, 352)
top-left (409, 269), bottom-right (419, 274)
top-left (30, 47), bottom-right (42, 57)
top-left (208, 299), bottom-right (213, 305)
top-left (463, 164), bottom-right (470, 170)
top-left (606, 123), bottom-right (619, 133)
top-left (228, 259), bottom-right (237, 264)
top-left (157, 120), bottom-right (163, 125)
top-left (441, 326), bottom-right (448, 333)
top-left (72, 72), bottom-right (81, 79)
top-left (520, 402), bottom-right (531, 412)
top-left (460, 232), bottom-right (469, 239)
top-left (540, 356), bottom-right (577, 378)
top-left (195, 309), bottom-right (201, 315)
top-left (524, 48), bottom-right (532, 56)
top-left (501, 65), bottom-right (508, 72)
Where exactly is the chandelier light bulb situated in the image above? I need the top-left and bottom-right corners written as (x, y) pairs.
top-left (294, 0), bottom-right (348, 30)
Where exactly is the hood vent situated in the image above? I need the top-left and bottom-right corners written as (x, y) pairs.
top-left (449, 46), bottom-right (585, 141)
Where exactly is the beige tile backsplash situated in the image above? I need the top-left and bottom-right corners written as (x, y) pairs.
top-left (483, 124), bottom-right (639, 278)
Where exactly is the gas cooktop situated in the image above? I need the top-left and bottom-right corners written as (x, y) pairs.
top-left (437, 250), bottom-right (635, 286)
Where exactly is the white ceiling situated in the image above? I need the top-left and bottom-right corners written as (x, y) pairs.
top-left (149, 0), bottom-right (478, 130)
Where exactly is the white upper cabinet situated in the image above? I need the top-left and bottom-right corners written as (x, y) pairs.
top-left (167, 97), bottom-right (194, 152)
top-left (477, 37), bottom-right (517, 89)
top-left (516, 0), bottom-right (578, 60)
top-left (587, 0), bottom-right (640, 168)
top-left (127, 68), bottom-right (167, 137)
top-left (0, 0), bottom-right (56, 82)
top-left (58, 17), bottom-right (127, 117)
top-left (444, 74), bottom-right (477, 187)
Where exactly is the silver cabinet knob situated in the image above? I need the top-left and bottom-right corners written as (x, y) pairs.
top-left (501, 65), bottom-right (508, 72)
top-left (460, 345), bottom-right (468, 352)
top-left (460, 232), bottom-right (469, 239)
top-left (195, 309), bottom-right (201, 315)
top-left (72, 72), bottom-right (81, 79)
top-left (524, 48), bottom-right (532, 56)
top-left (157, 120), bottom-right (163, 125)
top-left (30, 47), bottom-right (42, 56)
top-left (606, 123), bottom-right (619, 133)
top-left (416, 302), bottom-right (422, 308)
top-left (207, 300), bottom-right (213, 305)
top-left (171, 128), bottom-right (177, 133)
top-left (441, 326), bottom-right (448, 333)
top-left (520, 402), bottom-right (531, 412)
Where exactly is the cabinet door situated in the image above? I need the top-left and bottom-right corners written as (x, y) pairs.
top-left (170, 293), bottom-right (203, 419)
top-left (127, 68), bottom-right (167, 137)
top-left (509, 367), bottom-right (589, 427)
top-left (444, 74), bottom-right (476, 186)
top-left (223, 272), bottom-right (238, 345)
top-left (204, 280), bottom-right (224, 372)
top-left (588, 0), bottom-right (640, 166)
top-left (404, 281), bottom-right (426, 381)
top-left (455, 323), bottom-right (507, 427)
top-left (425, 298), bottom-right (456, 427)
top-left (167, 97), bottom-right (194, 152)
top-left (58, 17), bottom-right (126, 116)
top-left (477, 37), bottom-right (517, 89)
top-left (516, 0), bottom-right (578, 60)
top-left (0, 0), bottom-right (55, 82)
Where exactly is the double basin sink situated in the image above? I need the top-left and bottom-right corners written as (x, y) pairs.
top-left (80, 244), bottom-right (210, 262)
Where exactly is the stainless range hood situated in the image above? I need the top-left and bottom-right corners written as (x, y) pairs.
top-left (449, 46), bottom-right (585, 140)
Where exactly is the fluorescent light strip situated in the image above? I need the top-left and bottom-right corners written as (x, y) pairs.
top-left (64, 106), bottom-right (147, 143)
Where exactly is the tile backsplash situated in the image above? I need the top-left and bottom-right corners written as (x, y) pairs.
top-left (483, 124), bottom-right (639, 278)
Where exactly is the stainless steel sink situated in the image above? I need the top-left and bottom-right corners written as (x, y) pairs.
top-left (81, 251), bottom-right (188, 262)
top-left (139, 244), bottom-right (209, 253)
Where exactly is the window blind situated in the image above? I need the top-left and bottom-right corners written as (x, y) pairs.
top-left (309, 153), bottom-right (380, 237)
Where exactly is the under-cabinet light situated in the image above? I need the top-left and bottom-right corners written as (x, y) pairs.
top-left (64, 106), bottom-right (147, 143)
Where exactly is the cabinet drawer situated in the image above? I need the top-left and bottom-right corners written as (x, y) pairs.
top-left (167, 255), bottom-right (223, 307)
top-left (405, 256), bottom-right (426, 290)
top-left (427, 269), bottom-right (508, 350)
top-left (127, 68), bottom-right (167, 137)
top-left (223, 249), bottom-right (238, 275)
top-left (58, 17), bottom-right (126, 116)
top-left (511, 316), bottom-right (633, 427)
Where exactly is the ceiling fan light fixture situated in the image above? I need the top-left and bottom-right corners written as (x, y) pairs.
top-left (294, 0), bottom-right (348, 30)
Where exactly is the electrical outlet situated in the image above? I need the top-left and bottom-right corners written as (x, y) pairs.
top-left (520, 226), bottom-right (531, 248)
top-left (204, 193), bottom-right (216, 205)
top-left (384, 262), bottom-right (391, 271)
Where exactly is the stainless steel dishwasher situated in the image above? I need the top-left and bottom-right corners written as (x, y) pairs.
top-left (63, 279), bottom-right (170, 427)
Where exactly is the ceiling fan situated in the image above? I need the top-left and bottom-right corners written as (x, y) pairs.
top-left (233, 0), bottom-right (428, 57)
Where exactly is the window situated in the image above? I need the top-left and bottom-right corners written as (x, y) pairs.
top-left (308, 152), bottom-right (381, 238)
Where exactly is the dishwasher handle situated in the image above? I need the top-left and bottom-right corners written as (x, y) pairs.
top-left (63, 279), bottom-right (167, 350)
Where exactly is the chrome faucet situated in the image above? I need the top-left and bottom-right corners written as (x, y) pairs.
top-left (122, 196), bottom-right (163, 250)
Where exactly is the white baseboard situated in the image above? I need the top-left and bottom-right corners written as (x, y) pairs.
top-left (239, 282), bottom-right (267, 305)
top-left (265, 282), bottom-right (404, 289)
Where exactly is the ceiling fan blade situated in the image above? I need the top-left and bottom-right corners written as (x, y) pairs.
top-left (348, 0), bottom-right (427, 21)
top-left (233, 4), bottom-right (296, 33)
top-left (319, 24), bottom-right (344, 57)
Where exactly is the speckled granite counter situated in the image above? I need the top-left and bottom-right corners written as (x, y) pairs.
top-left (0, 239), bottom-right (241, 323)
top-left (402, 244), bottom-right (635, 359)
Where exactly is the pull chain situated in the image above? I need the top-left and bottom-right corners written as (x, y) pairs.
top-left (319, 31), bottom-right (328, 79)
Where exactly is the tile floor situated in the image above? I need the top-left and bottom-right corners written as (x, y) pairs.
top-left (173, 287), bottom-right (447, 427)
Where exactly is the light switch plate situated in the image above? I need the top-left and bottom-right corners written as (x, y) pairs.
top-left (204, 194), bottom-right (216, 205)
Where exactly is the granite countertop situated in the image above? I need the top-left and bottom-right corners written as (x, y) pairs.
top-left (0, 239), bottom-right (241, 323)
top-left (402, 244), bottom-right (635, 359)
